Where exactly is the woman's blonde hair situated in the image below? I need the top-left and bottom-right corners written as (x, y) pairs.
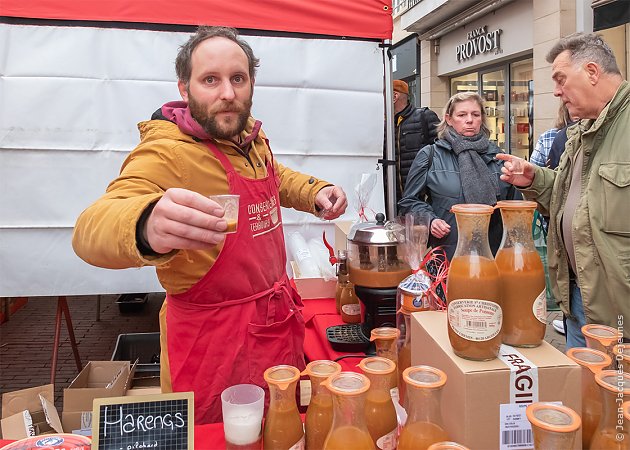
top-left (554, 102), bottom-right (571, 129)
top-left (436, 91), bottom-right (490, 139)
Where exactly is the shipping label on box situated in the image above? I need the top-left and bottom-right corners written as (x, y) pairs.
top-left (410, 311), bottom-right (581, 450)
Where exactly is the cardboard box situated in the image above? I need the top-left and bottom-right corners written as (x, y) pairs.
top-left (62, 361), bottom-right (130, 433)
top-left (290, 261), bottom-right (336, 299)
top-left (334, 220), bottom-right (354, 254)
top-left (411, 311), bottom-right (581, 450)
top-left (1, 384), bottom-right (63, 440)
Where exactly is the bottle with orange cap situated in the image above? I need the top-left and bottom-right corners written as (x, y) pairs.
top-left (525, 402), bottom-right (581, 449)
top-left (358, 357), bottom-right (398, 450)
top-left (337, 250), bottom-right (361, 323)
top-left (322, 372), bottom-right (375, 450)
top-left (302, 360), bottom-right (341, 450)
top-left (398, 365), bottom-right (449, 450)
top-left (263, 365), bottom-right (305, 450)
top-left (566, 347), bottom-right (611, 448)
top-left (582, 323), bottom-right (622, 368)
top-left (590, 370), bottom-right (630, 449)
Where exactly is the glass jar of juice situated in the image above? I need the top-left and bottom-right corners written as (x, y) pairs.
top-left (397, 271), bottom-right (433, 404)
top-left (337, 250), bottom-right (361, 323)
top-left (590, 370), bottom-right (630, 449)
top-left (582, 324), bottom-right (622, 368)
top-left (322, 372), bottom-right (375, 450)
top-left (303, 360), bottom-right (341, 450)
top-left (566, 347), bottom-right (611, 448)
top-left (358, 357), bottom-right (398, 450)
top-left (495, 200), bottom-right (546, 347)
top-left (446, 204), bottom-right (502, 361)
top-left (427, 442), bottom-right (470, 450)
top-left (263, 365), bottom-right (305, 450)
top-left (525, 402), bottom-right (581, 449)
top-left (370, 327), bottom-right (400, 390)
top-left (398, 365), bottom-right (449, 450)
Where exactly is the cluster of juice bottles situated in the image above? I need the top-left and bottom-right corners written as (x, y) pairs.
top-left (445, 201), bottom-right (546, 361)
top-left (263, 355), bottom-right (464, 450)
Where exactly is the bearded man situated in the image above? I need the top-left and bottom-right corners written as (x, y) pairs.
top-left (73, 26), bottom-right (347, 424)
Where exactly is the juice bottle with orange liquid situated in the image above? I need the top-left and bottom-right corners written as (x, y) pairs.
top-left (263, 365), bottom-right (305, 450)
top-left (583, 323), bottom-right (622, 369)
top-left (322, 372), bottom-right (375, 450)
top-left (337, 250), bottom-right (361, 323)
top-left (302, 360), bottom-right (341, 450)
top-left (398, 366), bottom-right (449, 450)
top-left (565, 347), bottom-right (611, 448)
top-left (495, 200), bottom-right (546, 347)
top-left (590, 370), bottom-right (630, 449)
top-left (446, 204), bottom-right (502, 361)
top-left (370, 327), bottom-right (400, 391)
top-left (358, 357), bottom-right (398, 450)
top-left (525, 402), bottom-right (581, 449)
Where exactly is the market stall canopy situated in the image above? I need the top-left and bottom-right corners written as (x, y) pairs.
top-left (1, 0), bottom-right (393, 39)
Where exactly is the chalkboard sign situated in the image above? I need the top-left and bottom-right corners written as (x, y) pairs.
top-left (91, 392), bottom-right (194, 450)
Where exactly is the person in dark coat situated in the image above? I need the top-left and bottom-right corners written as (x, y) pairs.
top-left (398, 91), bottom-right (520, 260)
top-left (393, 79), bottom-right (439, 207)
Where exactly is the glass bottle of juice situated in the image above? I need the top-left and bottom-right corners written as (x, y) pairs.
top-left (263, 365), bottom-right (305, 450)
top-left (525, 402), bottom-right (581, 449)
top-left (335, 249), bottom-right (346, 314)
top-left (590, 370), bottom-right (630, 449)
top-left (565, 347), bottom-right (611, 448)
top-left (495, 200), bottom-right (546, 347)
top-left (358, 357), bottom-right (398, 450)
top-left (338, 250), bottom-right (361, 323)
top-left (302, 360), bottom-right (341, 450)
top-left (398, 365), bottom-right (449, 450)
top-left (446, 204), bottom-right (502, 361)
top-left (370, 327), bottom-right (400, 391)
top-left (427, 442), bottom-right (470, 450)
top-left (582, 324), bottom-right (622, 368)
top-left (397, 270), bottom-right (432, 404)
top-left (322, 372), bottom-right (375, 450)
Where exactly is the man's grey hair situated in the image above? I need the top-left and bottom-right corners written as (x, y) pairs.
top-left (175, 26), bottom-right (260, 86)
top-left (546, 32), bottom-right (621, 75)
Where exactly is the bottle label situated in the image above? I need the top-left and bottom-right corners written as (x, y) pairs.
top-left (341, 303), bottom-right (361, 316)
top-left (376, 428), bottom-right (398, 450)
top-left (288, 435), bottom-right (305, 450)
top-left (448, 299), bottom-right (502, 342)
top-left (533, 289), bottom-right (547, 324)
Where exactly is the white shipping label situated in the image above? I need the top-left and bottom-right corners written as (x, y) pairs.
top-left (299, 379), bottom-right (312, 407)
top-left (447, 299), bottom-right (502, 341)
top-left (499, 402), bottom-right (562, 450)
top-left (533, 289), bottom-right (547, 324)
top-left (498, 345), bottom-right (539, 405)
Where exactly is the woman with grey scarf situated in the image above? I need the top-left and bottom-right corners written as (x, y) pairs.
top-left (398, 91), bottom-right (520, 260)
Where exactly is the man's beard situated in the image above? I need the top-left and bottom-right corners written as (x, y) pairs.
top-left (188, 91), bottom-right (253, 140)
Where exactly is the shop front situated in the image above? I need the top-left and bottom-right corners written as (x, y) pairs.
top-left (436, 0), bottom-right (534, 159)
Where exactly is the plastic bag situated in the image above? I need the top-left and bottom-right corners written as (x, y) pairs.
top-left (353, 173), bottom-right (377, 222)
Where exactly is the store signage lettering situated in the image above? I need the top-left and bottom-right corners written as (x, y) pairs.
top-left (456, 26), bottom-right (502, 63)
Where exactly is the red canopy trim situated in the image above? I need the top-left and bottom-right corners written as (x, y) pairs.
top-left (1, 0), bottom-right (393, 40)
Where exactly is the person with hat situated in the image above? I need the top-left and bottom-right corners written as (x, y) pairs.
top-left (392, 79), bottom-right (439, 208)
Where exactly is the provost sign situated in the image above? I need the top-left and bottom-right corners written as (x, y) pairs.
top-left (456, 26), bottom-right (502, 63)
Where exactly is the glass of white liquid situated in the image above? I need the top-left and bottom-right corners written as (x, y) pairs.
top-left (221, 384), bottom-right (265, 450)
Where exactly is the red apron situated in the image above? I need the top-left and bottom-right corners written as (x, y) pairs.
top-left (166, 141), bottom-right (305, 424)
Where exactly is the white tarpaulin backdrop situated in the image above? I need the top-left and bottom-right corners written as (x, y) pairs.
top-left (0, 24), bottom-right (386, 296)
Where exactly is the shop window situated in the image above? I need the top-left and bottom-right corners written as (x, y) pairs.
top-left (482, 69), bottom-right (506, 152)
top-left (509, 59), bottom-right (533, 160)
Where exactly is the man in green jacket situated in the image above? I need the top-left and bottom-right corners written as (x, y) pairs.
top-left (498, 32), bottom-right (630, 349)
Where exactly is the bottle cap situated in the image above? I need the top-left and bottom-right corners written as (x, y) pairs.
top-left (358, 356), bottom-right (396, 375)
top-left (582, 324), bottom-right (622, 346)
top-left (322, 371), bottom-right (370, 396)
top-left (495, 200), bottom-right (538, 210)
top-left (525, 402), bottom-right (581, 433)
top-left (594, 370), bottom-right (630, 395)
top-left (301, 360), bottom-right (341, 379)
top-left (263, 365), bottom-right (300, 391)
top-left (566, 347), bottom-right (611, 373)
top-left (370, 327), bottom-right (400, 342)
top-left (450, 204), bottom-right (494, 215)
top-left (402, 365), bottom-right (447, 389)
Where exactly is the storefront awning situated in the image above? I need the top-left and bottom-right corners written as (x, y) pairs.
top-left (592, 0), bottom-right (630, 31)
top-left (0, 0), bottom-right (393, 40)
